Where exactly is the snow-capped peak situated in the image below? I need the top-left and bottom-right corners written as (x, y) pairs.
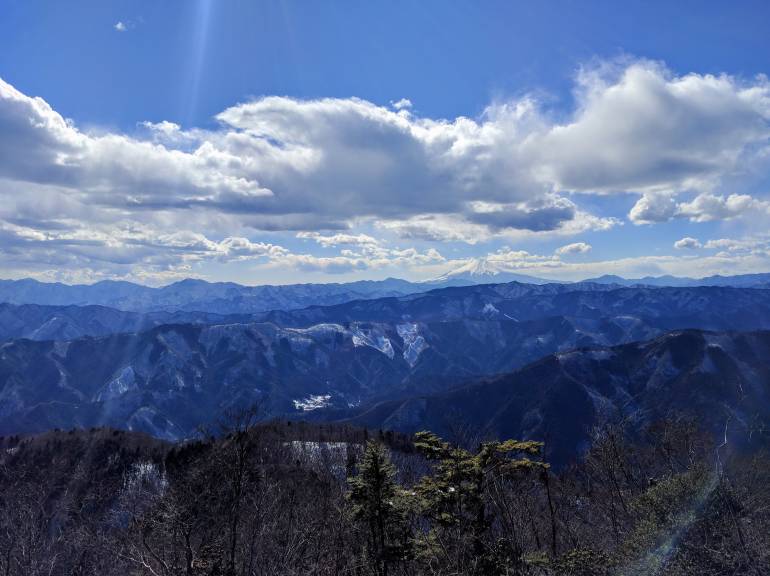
top-left (432, 257), bottom-right (554, 285)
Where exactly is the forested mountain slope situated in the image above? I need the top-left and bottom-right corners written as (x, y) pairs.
top-left (343, 330), bottom-right (770, 465)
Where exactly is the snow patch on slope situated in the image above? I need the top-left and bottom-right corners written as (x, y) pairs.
top-left (351, 325), bottom-right (394, 359)
top-left (293, 394), bottom-right (332, 411)
top-left (482, 302), bottom-right (500, 316)
top-left (397, 323), bottom-right (428, 367)
top-left (294, 323), bottom-right (346, 337)
top-left (96, 366), bottom-right (138, 401)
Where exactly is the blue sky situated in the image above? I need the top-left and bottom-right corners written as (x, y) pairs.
top-left (1, 0), bottom-right (770, 285)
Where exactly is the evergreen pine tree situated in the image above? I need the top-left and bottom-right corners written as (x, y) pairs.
top-left (413, 431), bottom-right (548, 575)
top-left (348, 440), bottom-right (412, 576)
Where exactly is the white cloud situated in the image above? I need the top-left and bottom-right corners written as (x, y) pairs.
top-left (674, 237), bottom-right (702, 249)
top-left (3, 61), bottom-right (768, 237)
top-left (432, 243), bottom-right (770, 284)
top-left (629, 192), bottom-right (679, 224)
top-left (0, 217), bottom-right (450, 282)
top-left (629, 191), bottom-right (770, 224)
top-left (114, 19), bottom-right (140, 32)
top-left (377, 209), bottom-right (618, 245)
top-left (537, 61), bottom-right (770, 193)
top-left (704, 238), bottom-right (753, 251)
top-left (677, 193), bottom-right (770, 222)
top-left (296, 231), bottom-right (380, 248)
top-left (556, 242), bottom-right (592, 255)
top-left (391, 98), bottom-right (412, 110)
top-left (376, 214), bottom-right (492, 244)
top-left (273, 246), bottom-right (445, 274)
top-left (2, 58), bottom-right (770, 281)
top-left (0, 78), bottom-right (272, 214)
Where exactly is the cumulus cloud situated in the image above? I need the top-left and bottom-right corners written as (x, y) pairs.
top-left (674, 237), bottom-right (702, 249)
top-left (114, 21), bottom-right (128, 32)
top-left (556, 242), bottom-right (592, 255)
top-left (2, 58), bottom-right (770, 281)
top-left (6, 59), bottom-right (767, 235)
top-left (0, 78), bottom-right (272, 212)
top-left (629, 192), bottom-right (679, 224)
top-left (537, 61), bottom-right (770, 193)
top-left (677, 193), bottom-right (770, 222)
top-left (629, 191), bottom-right (770, 224)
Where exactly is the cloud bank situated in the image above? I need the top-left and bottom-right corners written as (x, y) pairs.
top-left (1, 58), bottom-right (769, 282)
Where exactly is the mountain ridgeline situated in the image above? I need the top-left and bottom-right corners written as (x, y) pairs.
top-left (2, 278), bottom-right (770, 466)
top-left (0, 276), bottom-right (465, 313)
top-left (342, 329), bottom-right (770, 465)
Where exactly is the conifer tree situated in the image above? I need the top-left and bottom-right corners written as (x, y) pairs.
top-left (413, 431), bottom-right (548, 575)
top-left (348, 440), bottom-right (412, 576)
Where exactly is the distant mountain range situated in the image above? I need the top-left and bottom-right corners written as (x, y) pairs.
top-left (433, 256), bottom-right (770, 288)
top-left (4, 281), bottom-right (770, 459)
top-left (583, 272), bottom-right (770, 288)
top-left (260, 281), bottom-right (770, 329)
top-left (6, 281), bottom-right (770, 342)
top-left (0, 277), bottom-right (462, 314)
top-left (2, 270), bottom-right (770, 317)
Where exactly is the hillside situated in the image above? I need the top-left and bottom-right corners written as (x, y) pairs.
top-left (343, 330), bottom-right (770, 465)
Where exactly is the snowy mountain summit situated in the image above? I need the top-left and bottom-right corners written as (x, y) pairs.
top-left (432, 257), bottom-right (555, 285)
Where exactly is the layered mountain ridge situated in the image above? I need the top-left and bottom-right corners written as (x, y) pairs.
top-left (0, 277), bottom-right (460, 314)
top-left (340, 329), bottom-right (770, 465)
top-left (3, 270), bottom-right (770, 315)
top-left (3, 279), bottom-right (770, 462)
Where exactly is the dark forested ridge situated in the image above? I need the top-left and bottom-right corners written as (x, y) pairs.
top-left (6, 282), bottom-right (770, 446)
top-left (0, 302), bottom-right (251, 341)
top-left (1, 416), bottom-right (768, 575)
top-left (336, 329), bottom-right (770, 466)
top-left (258, 282), bottom-right (770, 328)
top-left (3, 323), bottom-right (770, 470)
